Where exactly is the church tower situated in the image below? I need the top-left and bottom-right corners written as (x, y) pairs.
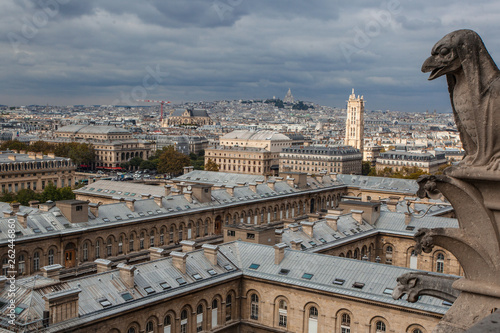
top-left (345, 88), bottom-right (364, 151)
top-left (283, 88), bottom-right (294, 104)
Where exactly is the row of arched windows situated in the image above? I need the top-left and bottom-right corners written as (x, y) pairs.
top-left (0, 159), bottom-right (73, 172)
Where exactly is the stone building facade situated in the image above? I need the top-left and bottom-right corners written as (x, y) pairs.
top-left (376, 150), bottom-right (448, 174)
top-left (165, 108), bottom-right (213, 127)
top-left (0, 151), bottom-right (76, 192)
top-left (280, 145), bottom-right (362, 175)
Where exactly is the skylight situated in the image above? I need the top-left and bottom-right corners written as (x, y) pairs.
top-left (176, 277), bottom-right (187, 285)
top-left (442, 301), bottom-right (453, 306)
top-left (14, 306), bottom-right (25, 315)
top-left (147, 211), bottom-right (154, 215)
top-left (319, 238), bottom-right (326, 243)
top-left (192, 274), bottom-right (202, 280)
top-left (207, 269), bottom-right (217, 276)
top-left (160, 282), bottom-right (171, 290)
top-left (309, 241), bottom-right (317, 246)
top-left (279, 269), bottom-right (290, 275)
top-left (333, 278), bottom-right (345, 285)
top-left (383, 288), bottom-right (393, 295)
top-left (406, 226), bottom-right (415, 231)
top-left (115, 216), bottom-right (122, 221)
top-left (127, 214), bottom-right (134, 218)
top-left (102, 218), bottom-right (110, 222)
top-left (352, 282), bottom-right (365, 289)
top-left (138, 212), bottom-right (145, 217)
top-left (121, 292), bottom-right (133, 301)
top-left (249, 263), bottom-right (260, 270)
top-left (302, 273), bottom-right (314, 280)
top-left (224, 265), bottom-right (234, 271)
top-left (99, 299), bottom-right (112, 308)
top-left (144, 287), bottom-right (155, 294)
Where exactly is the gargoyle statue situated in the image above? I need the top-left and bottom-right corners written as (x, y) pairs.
top-left (392, 272), bottom-right (460, 304)
top-left (422, 29), bottom-right (500, 170)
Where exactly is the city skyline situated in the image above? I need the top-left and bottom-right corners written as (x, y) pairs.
top-left (1, 0), bottom-right (500, 112)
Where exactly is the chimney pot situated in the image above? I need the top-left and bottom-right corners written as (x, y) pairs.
top-left (202, 244), bottom-right (219, 265)
top-left (326, 215), bottom-right (339, 231)
top-left (300, 221), bottom-right (315, 238)
top-left (290, 239), bottom-right (303, 251)
top-left (274, 243), bottom-right (287, 264)
top-left (117, 263), bottom-right (136, 288)
top-left (125, 199), bottom-right (135, 212)
top-left (180, 240), bottom-right (196, 252)
top-left (351, 209), bottom-right (364, 225)
top-left (171, 251), bottom-right (188, 274)
top-left (95, 259), bottom-right (113, 273)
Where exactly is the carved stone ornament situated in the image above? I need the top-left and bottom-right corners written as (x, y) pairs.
top-left (394, 30), bottom-right (500, 333)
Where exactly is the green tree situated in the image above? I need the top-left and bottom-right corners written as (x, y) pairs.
top-left (0, 140), bottom-right (29, 152)
top-left (204, 158), bottom-right (219, 171)
top-left (362, 161), bottom-right (373, 176)
top-left (59, 187), bottom-right (76, 200)
top-left (129, 156), bottom-right (143, 168)
top-left (40, 183), bottom-right (61, 202)
top-left (157, 146), bottom-right (191, 176)
top-left (140, 159), bottom-right (157, 170)
top-left (0, 191), bottom-right (16, 203)
top-left (120, 162), bottom-right (130, 170)
top-left (15, 189), bottom-right (40, 206)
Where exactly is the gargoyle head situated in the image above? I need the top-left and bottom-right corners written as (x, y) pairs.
top-left (392, 274), bottom-right (419, 303)
top-left (414, 228), bottom-right (434, 254)
top-left (421, 30), bottom-right (469, 80)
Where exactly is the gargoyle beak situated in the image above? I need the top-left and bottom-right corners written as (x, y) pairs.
top-left (422, 56), bottom-right (445, 80)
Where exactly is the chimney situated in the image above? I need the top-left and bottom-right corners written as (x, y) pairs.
top-left (202, 244), bottom-right (219, 265)
top-left (8, 155), bottom-right (15, 161)
top-left (16, 212), bottom-right (28, 228)
top-left (44, 288), bottom-right (81, 324)
top-left (125, 199), bottom-right (135, 212)
top-left (274, 243), bottom-right (287, 264)
top-left (316, 174), bottom-right (323, 183)
top-left (301, 221), bottom-right (315, 238)
top-left (405, 212), bottom-right (412, 225)
top-left (36, 152), bottom-right (43, 159)
top-left (141, 193), bottom-right (151, 200)
top-left (328, 208), bottom-right (343, 216)
top-left (117, 263), bottom-right (136, 289)
top-left (95, 259), bottom-right (113, 273)
top-left (326, 215), bottom-right (339, 231)
top-left (330, 172), bottom-right (338, 181)
top-left (10, 202), bottom-right (20, 213)
top-left (289, 223), bottom-right (300, 232)
top-left (28, 151), bottom-right (36, 159)
top-left (164, 185), bottom-right (172, 196)
top-left (249, 183), bottom-right (257, 193)
top-left (29, 200), bottom-right (40, 208)
top-left (180, 240), bottom-right (196, 252)
top-left (184, 191), bottom-right (193, 203)
top-left (255, 179), bottom-right (264, 185)
top-left (149, 247), bottom-right (168, 260)
top-left (153, 195), bottom-right (164, 207)
top-left (351, 210), bottom-right (364, 225)
top-left (89, 203), bottom-right (100, 217)
top-left (387, 196), bottom-right (399, 212)
top-left (267, 180), bottom-right (276, 191)
top-left (41, 264), bottom-right (64, 280)
top-left (3, 210), bottom-right (14, 218)
top-left (171, 251), bottom-right (188, 274)
top-left (47, 153), bottom-right (55, 158)
top-left (183, 166), bottom-right (194, 174)
top-left (226, 186), bottom-right (235, 196)
top-left (290, 239), bottom-right (303, 251)
top-left (275, 229), bottom-right (283, 243)
top-left (307, 213), bottom-right (320, 222)
top-left (286, 177), bottom-right (295, 188)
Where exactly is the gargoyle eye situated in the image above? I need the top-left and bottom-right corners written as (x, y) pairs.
top-left (440, 47), bottom-right (449, 56)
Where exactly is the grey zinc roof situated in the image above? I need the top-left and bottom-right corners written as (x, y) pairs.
top-left (218, 241), bottom-right (451, 314)
top-left (335, 174), bottom-right (418, 194)
top-left (221, 130), bottom-right (290, 141)
top-left (174, 170), bottom-right (267, 186)
top-left (281, 216), bottom-right (376, 250)
top-left (374, 211), bottom-right (459, 233)
top-left (56, 125), bottom-right (129, 134)
top-left (74, 180), bottom-right (166, 200)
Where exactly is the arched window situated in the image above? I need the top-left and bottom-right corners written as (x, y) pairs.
top-left (48, 249), bottom-right (54, 266)
top-left (96, 240), bottom-right (100, 258)
top-left (18, 254), bottom-right (25, 275)
top-left (169, 226), bottom-right (174, 243)
top-left (412, 329), bottom-right (423, 333)
top-left (187, 223), bottom-right (192, 239)
top-left (129, 235), bottom-right (134, 252)
top-left (196, 222), bottom-right (201, 237)
top-left (196, 304), bottom-right (204, 332)
top-left (278, 300), bottom-right (287, 328)
top-left (376, 321), bottom-right (386, 332)
top-left (127, 328), bottom-right (136, 333)
top-left (308, 307), bottom-right (318, 333)
top-left (33, 251), bottom-right (40, 271)
top-left (164, 315), bottom-right (172, 333)
top-left (140, 232), bottom-right (145, 249)
top-left (436, 253), bottom-right (445, 273)
top-left (181, 310), bottom-right (188, 333)
top-left (179, 225), bottom-right (183, 241)
top-left (107, 238), bottom-right (112, 257)
top-left (250, 294), bottom-right (259, 320)
top-left (118, 236), bottom-right (123, 254)
top-left (386, 246), bottom-right (393, 254)
top-left (341, 313), bottom-right (351, 333)
top-left (145, 321), bottom-right (154, 333)
top-left (160, 228), bottom-right (165, 245)
top-left (204, 222), bottom-right (208, 235)
top-left (226, 295), bottom-right (232, 321)
top-left (353, 249), bottom-right (358, 259)
top-left (212, 299), bottom-right (219, 328)
top-left (150, 231), bottom-right (155, 247)
top-left (385, 245), bottom-right (393, 265)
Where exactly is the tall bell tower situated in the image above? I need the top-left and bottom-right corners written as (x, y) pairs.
top-left (345, 88), bottom-right (364, 151)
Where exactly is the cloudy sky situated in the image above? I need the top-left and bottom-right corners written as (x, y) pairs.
top-left (1, 0), bottom-right (499, 112)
